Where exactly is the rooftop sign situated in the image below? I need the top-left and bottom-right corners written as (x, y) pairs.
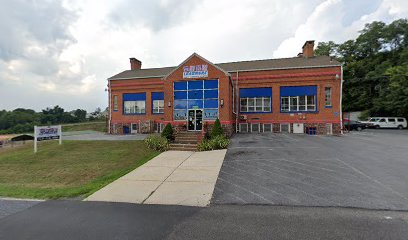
top-left (183, 64), bottom-right (208, 78)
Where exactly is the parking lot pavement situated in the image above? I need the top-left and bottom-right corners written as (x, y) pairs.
top-left (62, 131), bottom-right (146, 141)
top-left (0, 198), bottom-right (42, 219)
top-left (211, 130), bottom-right (408, 210)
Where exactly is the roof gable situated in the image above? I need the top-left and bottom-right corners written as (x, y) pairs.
top-left (163, 53), bottom-right (230, 80)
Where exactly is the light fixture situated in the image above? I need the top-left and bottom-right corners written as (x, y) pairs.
top-left (220, 99), bottom-right (224, 107)
top-left (168, 101), bottom-right (171, 107)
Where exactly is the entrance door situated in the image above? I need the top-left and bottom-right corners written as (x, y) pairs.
top-left (188, 109), bottom-right (203, 131)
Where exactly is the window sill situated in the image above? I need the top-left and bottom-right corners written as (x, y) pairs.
top-left (240, 111), bottom-right (272, 114)
top-left (280, 111), bottom-right (319, 114)
top-left (123, 113), bottom-right (146, 115)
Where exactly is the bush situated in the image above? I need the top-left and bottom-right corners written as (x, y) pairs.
top-left (198, 135), bottom-right (229, 151)
top-left (211, 118), bottom-right (223, 138)
top-left (161, 123), bottom-right (174, 141)
top-left (144, 135), bottom-right (169, 152)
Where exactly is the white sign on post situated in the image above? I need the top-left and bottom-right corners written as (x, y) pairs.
top-left (34, 125), bottom-right (62, 153)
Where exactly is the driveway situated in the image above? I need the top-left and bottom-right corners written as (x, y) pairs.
top-left (211, 130), bottom-right (408, 210)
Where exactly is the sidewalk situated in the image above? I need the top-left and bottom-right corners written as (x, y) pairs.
top-left (85, 150), bottom-right (227, 207)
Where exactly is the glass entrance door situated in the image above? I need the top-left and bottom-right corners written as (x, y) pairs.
top-left (188, 109), bottom-right (203, 131)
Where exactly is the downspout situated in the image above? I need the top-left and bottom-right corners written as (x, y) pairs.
top-left (340, 65), bottom-right (344, 134)
top-left (235, 70), bottom-right (239, 133)
top-left (108, 79), bottom-right (112, 134)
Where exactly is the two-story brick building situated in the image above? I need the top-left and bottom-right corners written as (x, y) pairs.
top-left (107, 40), bottom-right (343, 136)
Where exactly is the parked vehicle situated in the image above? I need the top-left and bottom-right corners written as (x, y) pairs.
top-left (344, 120), bottom-right (368, 131)
top-left (362, 117), bottom-right (407, 129)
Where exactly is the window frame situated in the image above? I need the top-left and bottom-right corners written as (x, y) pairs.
top-left (239, 96), bottom-right (272, 113)
top-left (123, 100), bottom-right (146, 115)
top-left (280, 95), bottom-right (316, 113)
top-left (113, 95), bottom-right (118, 111)
top-left (325, 87), bottom-right (332, 108)
top-left (152, 99), bottom-right (164, 114)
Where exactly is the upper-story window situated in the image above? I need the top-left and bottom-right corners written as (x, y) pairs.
top-left (239, 88), bottom-right (272, 113)
top-left (280, 86), bottom-right (317, 112)
top-left (325, 87), bottom-right (332, 107)
top-left (152, 92), bottom-right (164, 114)
top-left (123, 93), bottom-right (146, 114)
top-left (113, 95), bottom-right (118, 111)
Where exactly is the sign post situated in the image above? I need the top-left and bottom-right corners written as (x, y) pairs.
top-left (33, 125), bottom-right (62, 153)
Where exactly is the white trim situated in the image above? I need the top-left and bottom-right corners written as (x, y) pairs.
top-left (340, 65), bottom-right (344, 134)
top-left (163, 53), bottom-right (231, 80)
top-left (239, 123), bottom-right (248, 133)
top-left (251, 123), bottom-right (260, 133)
top-left (108, 64), bottom-right (341, 81)
top-left (263, 123), bottom-right (272, 132)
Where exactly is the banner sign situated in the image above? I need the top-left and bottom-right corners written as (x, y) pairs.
top-left (183, 64), bottom-right (208, 78)
top-left (34, 125), bottom-right (62, 153)
top-left (35, 125), bottom-right (61, 141)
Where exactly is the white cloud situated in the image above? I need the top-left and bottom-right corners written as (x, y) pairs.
top-left (0, 0), bottom-right (406, 111)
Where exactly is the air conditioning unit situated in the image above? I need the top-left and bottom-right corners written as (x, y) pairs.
top-left (239, 115), bottom-right (247, 120)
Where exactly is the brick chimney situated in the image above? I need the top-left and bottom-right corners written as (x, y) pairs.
top-left (302, 40), bottom-right (315, 58)
top-left (130, 58), bottom-right (142, 70)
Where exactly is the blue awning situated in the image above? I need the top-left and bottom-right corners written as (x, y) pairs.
top-left (240, 88), bottom-right (272, 98)
top-left (123, 93), bottom-right (146, 101)
top-left (152, 92), bottom-right (164, 100)
top-left (280, 86), bottom-right (317, 97)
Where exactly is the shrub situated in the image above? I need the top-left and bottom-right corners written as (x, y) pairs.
top-left (144, 135), bottom-right (169, 152)
top-left (211, 118), bottom-right (223, 138)
top-left (161, 123), bottom-right (174, 141)
top-left (198, 135), bottom-right (229, 151)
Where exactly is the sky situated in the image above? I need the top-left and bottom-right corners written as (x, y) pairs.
top-left (0, 0), bottom-right (407, 112)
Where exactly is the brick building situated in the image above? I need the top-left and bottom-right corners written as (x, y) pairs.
top-left (108, 40), bottom-right (343, 136)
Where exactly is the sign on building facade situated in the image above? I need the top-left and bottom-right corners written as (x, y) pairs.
top-left (183, 64), bottom-right (208, 78)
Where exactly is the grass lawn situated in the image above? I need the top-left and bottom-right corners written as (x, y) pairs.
top-left (0, 140), bottom-right (159, 199)
top-left (62, 122), bottom-right (106, 132)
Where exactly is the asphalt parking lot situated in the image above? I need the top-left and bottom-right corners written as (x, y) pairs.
top-left (211, 129), bottom-right (408, 210)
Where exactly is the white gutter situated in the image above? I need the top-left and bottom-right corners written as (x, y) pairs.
top-left (108, 79), bottom-right (112, 134)
top-left (235, 70), bottom-right (239, 133)
top-left (108, 64), bottom-right (342, 81)
top-left (340, 65), bottom-right (344, 134)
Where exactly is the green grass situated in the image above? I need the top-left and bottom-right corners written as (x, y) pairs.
top-left (62, 122), bottom-right (107, 132)
top-left (0, 140), bottom-right (159, 199)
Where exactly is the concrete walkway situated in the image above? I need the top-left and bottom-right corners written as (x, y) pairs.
top-left (85, 150), bottom-right (227, 207)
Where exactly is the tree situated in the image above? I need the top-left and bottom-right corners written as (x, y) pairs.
top-left (74, 109), bottom-right (87, 122)
top-left (315, 19), bottom-right (408, 117)
top-left (161, 123), bottom-right (174, 141)
top-left (211, 118), bottom-right (223, 138)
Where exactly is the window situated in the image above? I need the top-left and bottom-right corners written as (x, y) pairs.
top-left (240, 97), bottom-right (271, 113)
top-left (173, 80), bottom-right (219, 120)
top-left (152, 92), bottom-right (164, 114)
top-left (325, 87), bottom-right (332, 107)
top-left (379, 118), bottom-right (386, 122)
top-left (124, 101), bottom-right (145, 114)
top-left (398, 118), bottom-right (405, 122)
top-left (113, 95), bottom-right (118, 111)
top-left (281, 95), bottom-right (316, 112)
top-left (123, 93), bottom-right (146, 114)
top-left (388, 118), bottom-right (396, 122)
top-left (239, 88), bottom-right (272, 113)
top-left (153, 100), bottom-right (164, 113)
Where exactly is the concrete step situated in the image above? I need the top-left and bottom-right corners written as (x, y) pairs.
top-left (174, 139), bottom-right (198, 144)
top-left (169, 143), bottom-right (197, 151)
top-left (175, 136), bottom-right (198, 140)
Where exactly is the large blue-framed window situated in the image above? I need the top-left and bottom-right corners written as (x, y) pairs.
top-left (123, 93), bottom-right (146, 114)
top-left (280, 86), bottom-right (317, 112)
top-left (240, 88), bottom-right (272, 113)
top-left (173, 79), bottom-right (218, 120)
top-left (152, 92), bottom-right (164, 114)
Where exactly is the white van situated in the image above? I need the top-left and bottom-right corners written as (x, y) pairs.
top-left (366, 117), bottom-right (407, 129)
